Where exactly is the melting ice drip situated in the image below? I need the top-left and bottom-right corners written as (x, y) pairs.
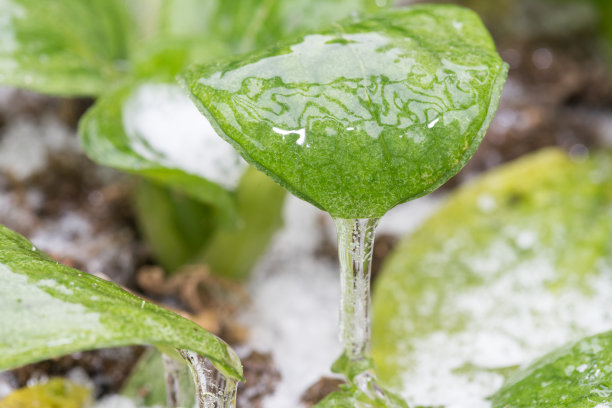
top-left (180, 350), bottom-right (238, 408)
top-left (334, 218), bottom-right (407, 406)
top-left (335, 218), bottom-right (380, 363)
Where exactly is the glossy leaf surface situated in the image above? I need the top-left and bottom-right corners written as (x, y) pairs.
top-left (0, 224), bottom-right (243, 381)
top-left (0, 0), bottom-right (132, 96)
top-left (371, 150), bottom-right (612, 406)
top-left (180, 5), bottom-right (508, 218)
top-left (492, 330), bottom-right (612, 407)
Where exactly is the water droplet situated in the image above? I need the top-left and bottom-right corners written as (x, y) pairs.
top-left (427, 118), bottom-right (440, 129)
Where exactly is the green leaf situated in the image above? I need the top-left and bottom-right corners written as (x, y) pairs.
top-left (121, 348), bottom-right (195, 407)
top-left (79, 81), bottom-right (247, 222)
top-left (491, 330), bottom-right (612, 407)
top-left (201, 166), bottom-right (286, 279)
top-left (314, 382), bottom-right (409, 408)
top-left (370, 149), bottom-right (612, 403)
top-left (133, 167), bottom-right (285, 278)
top-left (179, 4), bottom-right (508, 218)
top-left (0, 224), bottom-right (243, 381)
top-left (0, 0), bottom-right (133, 96)
top-left (133, 179), bottom-right (218, 273)
top-left (0, 378), bottom-right (91, 408)
top-left (157, 0), bottom-right (389, 55)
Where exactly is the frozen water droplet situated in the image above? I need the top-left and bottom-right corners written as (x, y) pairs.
top-left (272, 127), bottom-right (306, 146)
top-left (427, 118), bottom-right (440, 128)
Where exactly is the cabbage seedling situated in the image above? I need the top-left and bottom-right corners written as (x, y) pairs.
top-left (180, 4), bottom-right (508, 406)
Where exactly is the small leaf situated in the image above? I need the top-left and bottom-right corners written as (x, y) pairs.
top-left (314, 382), bottom-right (409, 408)
top-left (0, 378), bottom-right (91, 408)
top-left (79, 81), bottom-right (247, 222)
top-left (121, 348), bottom-right (195, 407)
top-left (0, 0), bottom-right (133, 96)
top-left (157, 0), bottom-right (389, 55)
top-left (201, 166), bottom-right (286, 280)
top-left (180, 5), bottom-right (508, 218)
top-left (132, 179), bottom-right (219, 273)
top-left (491, 330), bottom-right (612, 407)
top-left (0, 224), bottom-right (243, 381)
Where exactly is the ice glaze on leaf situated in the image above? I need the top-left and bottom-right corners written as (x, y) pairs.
top-left (0, 224), bottom-right (243, 381)
top-left (180, 5), bottom-right (508, 218)
top-left (492, 331), bottom-right (612, 407)
top-left (0, 0), bottom-right (133, 96)
top-left (79, 81), bottom-right (246, 220)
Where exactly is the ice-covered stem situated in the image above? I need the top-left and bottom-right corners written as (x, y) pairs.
top-left (334, 217), bottom-right (380, 369)
top-left (180, 350), bottom-right (238, 408)
top-left (161, 353), bottom-right (182, 408)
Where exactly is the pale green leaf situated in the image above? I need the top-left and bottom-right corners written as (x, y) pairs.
top-left (0, 224), bottom-right (243, 381)
top-left (371, 149), bottom-right (612, 403)
top-left (0, 0), bottom-right (133, 96)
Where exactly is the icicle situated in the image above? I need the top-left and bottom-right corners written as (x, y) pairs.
top-left (180, 350), bottom-right (238, 408)
top-left (334, 217), bottom-right (380, 365)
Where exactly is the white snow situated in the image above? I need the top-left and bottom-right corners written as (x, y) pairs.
top-left (0, 115), bottom-right (77, 180)
top-left (122, 84), bottom-right (247, 190)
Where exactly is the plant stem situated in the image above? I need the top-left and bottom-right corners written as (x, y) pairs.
top-left (334, 217), bottom-right (380, 368)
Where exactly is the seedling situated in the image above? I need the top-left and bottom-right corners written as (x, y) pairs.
top-left (180, 4), bottom-right (508, 405)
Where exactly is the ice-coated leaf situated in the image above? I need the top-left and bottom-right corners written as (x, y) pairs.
top-left (79, 81), bottom-right (247, 219)
top-left (0, 224), bottom-right (243, 381)
top-left (180, 4), bottom-right (508, 218)
top-left (0, 0), bottom-right (133, 96)
top-left (371, 149), bottom-right (612, 406)
top-left (491, 330), bottom-right (612, 407)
